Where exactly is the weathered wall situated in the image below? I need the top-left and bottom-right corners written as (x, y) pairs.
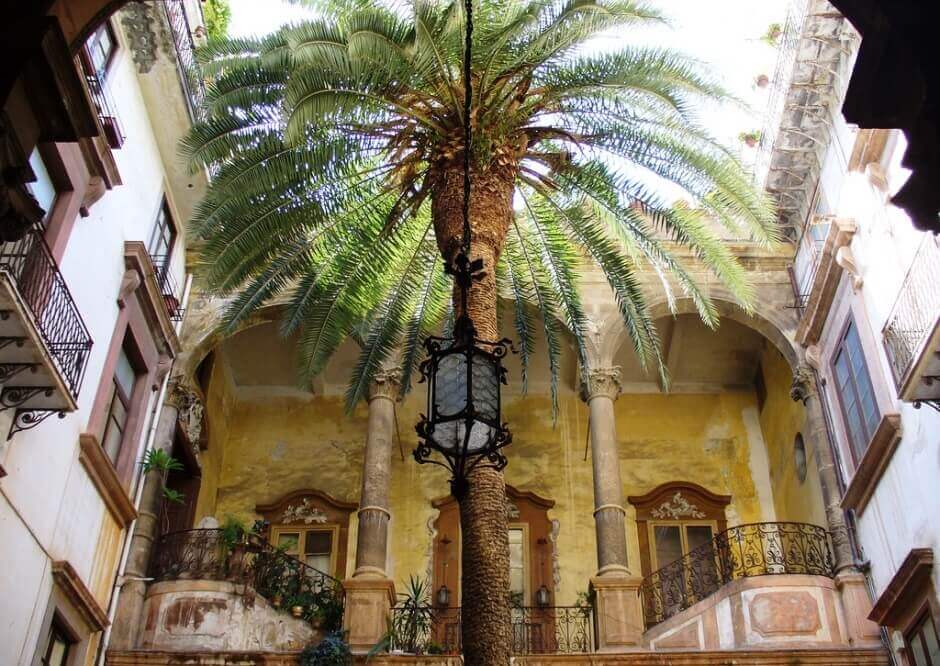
top-left (197, 380), bottom-right (792, 606)
top-left (758, 346), bottom-right (827, 526)
top-left (193, 356), bottom-right (235, 523)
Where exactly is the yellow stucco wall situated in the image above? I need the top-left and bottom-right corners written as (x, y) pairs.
top-left (758, 346), bottom-right (827, 526)
top-left (193, 355), bottom-right (235, 523)
top-left (198, 378), bottom-right (792, 605)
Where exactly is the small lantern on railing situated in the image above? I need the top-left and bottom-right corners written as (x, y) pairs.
top-left (436, 584), bottom-right (452, 608)
top-left (414, 254), bottom-right (513, 498)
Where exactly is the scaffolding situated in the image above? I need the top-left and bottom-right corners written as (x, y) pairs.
top-left (754, 0), bottom-right (859, 239)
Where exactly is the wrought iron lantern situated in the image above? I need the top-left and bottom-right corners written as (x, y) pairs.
top-left (414, 254), bottom-right (513, 498)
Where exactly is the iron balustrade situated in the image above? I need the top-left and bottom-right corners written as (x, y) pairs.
top-left (83, 71), bottom-right (124, 149)
top-left (882, 235), bottom-right (940, 389)
top-left (789, 217), bottom-right (831, 315)
top-left (164, 0), bottom-right (206, 122)
top-left (149, 528), bottom-right (343, 617)
top-left (0, 224), bottom-right (93, 397)
top-left (640, 522), bottom-right (834, 627)
top-left (149, 253), bottom-right (184, 322)
top-left (388, 605), bottom-right (593, 655)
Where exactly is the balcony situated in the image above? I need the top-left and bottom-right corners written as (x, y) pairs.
top-left (641, 522), bottom-right (834, 627)
top-left (148, 254), bottom-right (184, 322)
top-left (83, 71), bottom-right (124, 150)
top-left (164, 0), bottom-right (206, 122)
top-left (0, 224), bottom-right (93, 437)
top-left (883, 236), bottom-right (940, 410)
top-left (142, 528), bottom-right (344, 651)
top-left (389, 604), bottom-right (593, 656)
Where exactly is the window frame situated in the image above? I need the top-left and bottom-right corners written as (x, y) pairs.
top-left (904, 607), bottom-right (940, 666)
top-left (507, 523), bottom-right (530, 607)
top-left (829, 316), bottom-right (882, 466)
top-left (82, 20), bottom-right (118, 80)
top-left (40, 616), bottom-right (74, 666)
top-left (647, 520), bottom-right (719, 572)
top-left (99, 336), bottom-right (144, 465)
top-left (270, 524), bottom-right (340, 577)
top-left (147, 199), bottom-right (178, 272)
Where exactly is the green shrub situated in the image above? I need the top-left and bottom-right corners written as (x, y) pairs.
top-left (300, 631), bottom-right (351, 666)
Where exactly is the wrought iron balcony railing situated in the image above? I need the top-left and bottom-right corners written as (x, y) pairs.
top-left (789, 217), bottom-right (831, 315)
top-left (0, 224), bottom-right (93, 398)
top-left (388, 604), bottom-right (593, 655)
top-left (882, 235), bottom-right (940, 404)
top-left (148, 253), bottom-right (184, 322)
top-left (83, 71), bottom-right (124, 149)
top-left (640, 522), bottom-right (834, 628)
top-left (150, 528), bottom-right (343, 625)
top-left (164, 0), bottom-right (206, 122)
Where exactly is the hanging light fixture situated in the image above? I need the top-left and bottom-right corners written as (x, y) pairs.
top-left (414, 0), bottom-right (513, 499)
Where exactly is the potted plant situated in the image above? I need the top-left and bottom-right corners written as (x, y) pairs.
top-left (739, 130), bottom-right (761, 148)
top-left (139, 448), bottom-right (185, 535)
top-left (299, 630), bottom-right (351, 666)
top-left (762, 22), bottom-right (783, 46)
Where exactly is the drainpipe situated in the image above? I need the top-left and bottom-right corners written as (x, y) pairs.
top-left (94, 273), bottom-right (193, 666)
top-left (815, 373), bottom-right (897, 666)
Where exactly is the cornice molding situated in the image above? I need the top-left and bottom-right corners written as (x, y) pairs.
top-left (52, 560), bottom-right (109, 631)
top-left (841, 413), bottom-right (903, 515)
top-left (868, 548), bottom-right (934, 627)
top-left (78, 433), bottom-right (137, 527)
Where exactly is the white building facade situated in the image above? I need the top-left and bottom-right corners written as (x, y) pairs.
top-left (0, 2), bottom-right (205, 663)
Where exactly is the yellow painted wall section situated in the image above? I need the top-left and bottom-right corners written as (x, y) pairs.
top-left (204, 383), bottom-right (779, 605)
top-left (193, 356), bottom-right (236, 523)
top-left (758, 346), bottom-right (827, 526)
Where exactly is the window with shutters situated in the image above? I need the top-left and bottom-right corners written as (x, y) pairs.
top-left (831, 318), bottom-right (881, 464)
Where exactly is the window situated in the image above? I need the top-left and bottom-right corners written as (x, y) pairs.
top-left (794, 433), bottom-right (808, 483)
top-left (101, 342), bottom-right (140, 464)
top-left (27, 148), bottom-right (57, 224)
top-left (906, 610), bottom-right (940, 666)
top-left (832, 319), bottom-right (880, 462)
top-left (148, 201), bottom-right (177, 282)
top-left (41, 619), bottom-right (73, 666)
top-left (508, 527), bottom-right (526, 605)
top-left (84, 22), bottom-right (116, 79)
top-left (650, 523), bottom-right (715, 571)
top-left (273, 527), bottom-right (336, 577)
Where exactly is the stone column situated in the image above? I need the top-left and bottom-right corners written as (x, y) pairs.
top-left (343, 369), bottom-right (398, 653)
top-left (353, 368), bottom-right (398, 577)
top-left (108, 400), bottom-right (180, 650)
top-left (580, 367), bottom-right (644, 650)
top-left (791, 366), bottom-right (881, 647)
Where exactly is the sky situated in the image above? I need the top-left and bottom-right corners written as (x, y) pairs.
top-left (227, 0), bottom-right (789, 156)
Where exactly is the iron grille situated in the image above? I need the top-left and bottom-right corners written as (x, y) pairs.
top-left (0, 224), bottom-right (93, 397)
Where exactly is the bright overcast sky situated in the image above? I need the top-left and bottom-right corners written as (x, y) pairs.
top-left (228, 0), bottom-right (788, 154)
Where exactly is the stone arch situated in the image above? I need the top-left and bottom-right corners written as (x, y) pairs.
top-left (603, 296), bottom-right (801, 374)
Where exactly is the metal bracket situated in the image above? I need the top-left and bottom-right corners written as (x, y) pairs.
top-left (0, 386), bottom-right (53, 411)
top-left (8, 409), bottom-right (65, 439)
top-left (0, 363), bottom-right (39, 383)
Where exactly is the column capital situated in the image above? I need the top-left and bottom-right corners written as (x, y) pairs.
top-left (166, 379), bottom-right (205, 444)
top-left (580, 367), bottom-right (622, 402)
top-left (790, 364), bottom-right (816, 404)
top-left (368, 367), bottom-right (402, 402)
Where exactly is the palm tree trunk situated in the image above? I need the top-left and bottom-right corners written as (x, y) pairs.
top-left (432, 165), bottom-right (515, 665)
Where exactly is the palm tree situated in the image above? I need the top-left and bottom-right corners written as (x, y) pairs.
top-left (183, 1), bottom-right (776, 662)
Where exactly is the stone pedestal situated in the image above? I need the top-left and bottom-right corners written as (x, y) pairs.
top-left (590, 575), bottom-right (644, 651)
top-left (342, 577), bottom-right (396, 654)
top-left (836, 571), bottom-right (882, 647)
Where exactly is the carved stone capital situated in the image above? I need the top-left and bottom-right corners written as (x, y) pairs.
top-left (580, 367), bottom-right (622, 402)
top-left (166, 380), bottom-right (205, 446)
top-left (368, 368), bottom-right (402, 402)
top-left (790, 365), bottom-right (816, 404)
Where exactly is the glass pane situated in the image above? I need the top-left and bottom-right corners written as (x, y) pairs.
top-left (921, 615), bottom-right (940, 663)
top-left (306, 553), bottom-right (331, 574)
top-left (471, 351), bottom-right (498, 421)
top-left (910, 634), bottom-right (928, 666)
top-left (277, 533), bottom-right (300, 554)
top-left (102, 386), bottom-right (126, 463)
top-left (686, 526), bottom-right (714, 552)
top-left (508, 528), bottom-right (525, 599)
top-left (48, 637), bottom-right (69, 666)
top-left (305, 531), bottom-right (332, 555)
top-left (114, 347), bottom-right (136, 396)
top-left (654, 525), bottom-right (683, 569)
top-left (28, 149), bottom-right (56, 219)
